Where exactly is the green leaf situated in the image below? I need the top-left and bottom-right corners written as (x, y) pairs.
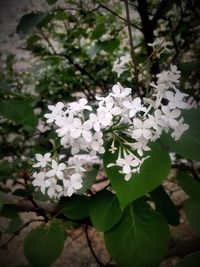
top-left (59, 195), bottom-right (89, 220)
top-left (24, 220), bottom-right (67, 267)
top-left (176, 171), bottom-right (200, 201)
top-left (184, 198), bottom-right (200, 237)
top-left (180, 60), bottom-right (200, 73)
top-left (54, 11), bottom-right (68, 20)
top-left (89, 190), bottom-right (122, 232)
top-left (104, 201), bottom-right (170, 267)
top-left (150, 185), bottom-right (180, 226)
top-left (76, 167), bottom-right (98, 195)
top-left (174, 252), bottom-right (200, 267)
top-left (103, 142), bottom-right (171, 208)
top-left (0, 98), bottom-right (37, 130)
top-left (91, 23), bottom-right (106, 40)
top-left (100, 39), bottom-right (120, 53)
top-left (161, 109), bottom-right (200, 161)
top-left (176, 171), bottom-right (200, 236)
top-left (17, 12), bottom-right (48, 36)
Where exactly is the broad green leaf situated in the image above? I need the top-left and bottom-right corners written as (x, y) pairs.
top-left (0, 98), bottom-right (37, 130)
top-left (76, 167), bottom-right (98, 195)
top-left (17, 12), bottom-right (48, 36)
top-left (104, 201), bottom-right (170, 267)
top-left (103, 142), bottom-right (171, 208)
top-left (161, 109), bottom-right (200, 161)
top-left (100, 39), bottom-right (120, 53)
top-left (151, 185), bottom-right (180, 226)
top-left (174, 252), bottom-right (200, 267)
top-left (176, 171), bottom-right (200, 201)
top-left (184, 198), bottom-right (200, 237)
top-left (89, 190), bottom-right (122, 232)
top-left (91, 23), bottom-right (106, 40)
top-left (59, 195), bottom-right (89, 220)
top-left (24, 220), bottom-right (67, 267)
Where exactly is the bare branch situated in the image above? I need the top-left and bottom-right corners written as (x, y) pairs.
top-left (0, 219), bottom-right (44, 250)
top-left (85, 225), bottom-right (105, 267)
top-left (124, 0), bottom-right (141, 97)
top-left (166, 237), bottom-right (200, 258)
top-left (93, 0), bottom-right (142, 31)
top-left (1, 192), bottom-right (59, 214)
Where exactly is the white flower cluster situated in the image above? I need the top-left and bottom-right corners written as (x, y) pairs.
top-left (32, 153), bottom-right (86, 198)
top-left (32, 64), bottom-right (190, 197)
top-left (112, 54), bottom-right (131, 77)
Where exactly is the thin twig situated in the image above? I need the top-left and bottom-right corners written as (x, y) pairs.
top-left (0, 219), bottom-right (44, 250)
top-left (124, 0), bottom-right (141, 97)
top-left (93, 0), bottom-right (141, 31)
top-left (84, 225), bottom-right (105, 267)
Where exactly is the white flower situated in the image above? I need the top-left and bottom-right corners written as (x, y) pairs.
top-left (55, 115), bottom-right (73, 137)
top-left (171, 117), bottom-right (189, 140)
top-left (46, 160), bottom-right (66, 179)
top-left (110, 83), bottom-right (132, 98)
top-left (70, 137), bottom-right (88, 155)
top-left (32, 172), bottom-right (51, 194)
top-left (164, 90), bottom-right (188, 110)
top-left (33, 153), bottom-right (51, 168)
top-left (156, 64), bottom-right (180, 88)
top-left (69, 98), bottom-right (92, 113)
top-left (47, 178), bottom-right (62, 198)
top-left (123, 97), bottom-right (147, 118)
top-left (112, 54), bottom-right (131, 77)
top-left (132, 118), bottom-right (153, 140)
top-left (63, 173), bottom-right (82, 197)
top-left (89, 113), bottom-right (101, 132)
top-left (96, 107), bottom-right (113, 127)
top-left (131, 138), bottom-right (151, 157)
top-left (148, 110), bottom-right (166, 130)
top-left (68, 156), bottom-right (86, 173)
top-left (70, 118), bottom-right (93, 142)
top-left (90, 132), bottom-right (105, 155)
top-left (161, 106), bottom-right (181, 128)
top-left (44, 102), bottom-right (65, 123)
top-left (116, 154), bottom-right (141, 181)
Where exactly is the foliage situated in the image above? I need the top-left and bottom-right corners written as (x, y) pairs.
top-left (0, 1), bottom-right (200, 267)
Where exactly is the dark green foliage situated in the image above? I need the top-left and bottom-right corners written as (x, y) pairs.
top-left (150, 185), bottom-right (180, 226)
top-left (103, 142), bottom-right (171, 208)
top-left (24, 220), bottom-right (67, 267)
top-left (89, 190), bottom-right (122, 231)
top-left (104, 201), bottom-right (170, 267)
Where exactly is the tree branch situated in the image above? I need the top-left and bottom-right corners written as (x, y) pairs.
top-left (1, 192), bottom-right (59, 214)
top-left (93, 0), bottom-right (142, 31)
top-left (137, 0), bottom-right (160, 75)
top-left (166, 237), bottom-right (200, 258)
top-left (84, 225), bottom-right (105, 267)
top-left (124, 0), bottom-right (141, 97)
top-left (0, 219), bottom-right (44, 250)
top-left (38, 29), bottom-right (105, 94)
top-left (151, 0), bottom-right (173, 28)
